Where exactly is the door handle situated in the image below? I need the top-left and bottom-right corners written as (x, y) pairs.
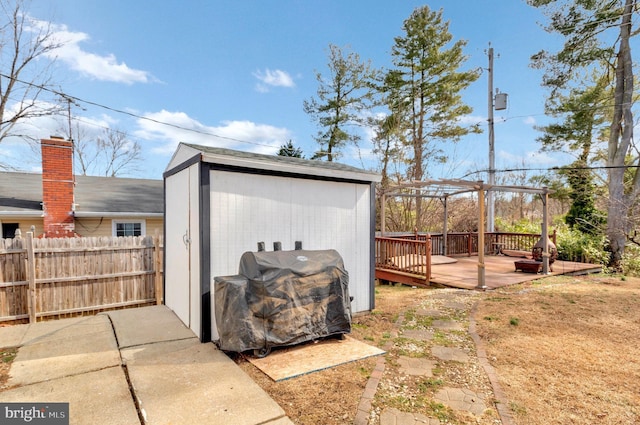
top-left (183, 231), bottom-right (191, 249)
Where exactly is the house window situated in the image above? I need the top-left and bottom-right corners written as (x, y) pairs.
top-left (2, 223), bottom-right (19, 239)
top-left (112, 220), bottom-right (145, 237)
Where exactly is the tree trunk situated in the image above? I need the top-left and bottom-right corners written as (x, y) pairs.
top-left (606, 0), bottom-right (635, 271)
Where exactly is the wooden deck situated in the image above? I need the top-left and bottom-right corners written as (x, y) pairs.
top-left (429, 255), bottom-right (601, 290)
top-left (374, 232), bottom-right (601, 291)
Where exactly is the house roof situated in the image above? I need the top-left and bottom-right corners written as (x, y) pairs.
top-left (165, 143), bottom-right (382, 183)
top-left (0, 171), bottom-right (163, 217)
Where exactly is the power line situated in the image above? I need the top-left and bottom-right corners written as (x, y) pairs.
top-left (462, 163), bottom-right (640, 179)
top-left (0, 72), bottom-right (282, 150)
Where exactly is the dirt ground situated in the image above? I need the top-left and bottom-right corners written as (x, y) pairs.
top-left (0, 347), bottom-right (16, 390)
top-left (1, 275), bottom-right (638, 424)
top-left (475, 275), bottom-right (640, 424)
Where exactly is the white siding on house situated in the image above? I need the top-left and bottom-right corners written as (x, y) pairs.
top-left (209, 170), bottom-right (372, 336)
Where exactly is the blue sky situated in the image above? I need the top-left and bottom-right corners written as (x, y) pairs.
top-left (4, 1), bottom-right (575, 180)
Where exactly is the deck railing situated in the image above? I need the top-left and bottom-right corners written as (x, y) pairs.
top-left (375, 231), bottom-right (556, 283)
top-left (374, 235), bottom-right (431, 280)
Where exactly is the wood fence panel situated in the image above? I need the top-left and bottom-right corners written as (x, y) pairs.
top-left (0, 237), bottom-right (28, 321)
top-left (0, 234), bottom-right (164, 323)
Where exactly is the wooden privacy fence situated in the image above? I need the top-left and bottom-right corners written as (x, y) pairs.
top-left (0, 232), bottom-right (163, 323)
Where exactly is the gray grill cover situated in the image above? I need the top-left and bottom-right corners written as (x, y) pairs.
top-left (214, 249), bottom-right (351, 353)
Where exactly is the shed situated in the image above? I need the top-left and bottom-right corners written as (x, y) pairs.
top-left (163, 143), bottom-right (381, 342)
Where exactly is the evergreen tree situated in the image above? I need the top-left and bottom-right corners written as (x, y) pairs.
top-left (385, 6), bottom-right (480, 228)
top-left (277, 140), bottom-right (304, 158)
top-left (304, 44), bottom-right (379, 161)
top-left (534, 74), bottom-right (609, 234)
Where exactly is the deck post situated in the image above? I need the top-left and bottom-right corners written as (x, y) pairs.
top-left (476, 184), bottom-right (487, 290)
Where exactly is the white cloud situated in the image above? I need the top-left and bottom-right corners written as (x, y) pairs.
top-left (523, 116), bottom-right (537, 126)
top-left (253, 69), bottom-right (295, 92)
top-left (34, 19), bottom-right (154, 84)
top-left (499, 149), bottom-right (560, 165)
top-left (458, 114), bottom-right (486, 126)
top-left (133, 110), bottom-right (291, 155)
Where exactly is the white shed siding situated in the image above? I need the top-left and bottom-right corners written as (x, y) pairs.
top-left (209, 170), bottom-right (371, 335)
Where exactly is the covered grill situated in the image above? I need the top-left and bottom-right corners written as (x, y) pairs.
top-left (214, 248), bottom-right (351, 357)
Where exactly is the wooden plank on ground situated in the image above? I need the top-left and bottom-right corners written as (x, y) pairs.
top-left (248, 336), bottom-right (385, 382)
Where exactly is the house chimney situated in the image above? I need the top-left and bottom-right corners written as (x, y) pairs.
top-left (41, 137), bottom-right (75, 237)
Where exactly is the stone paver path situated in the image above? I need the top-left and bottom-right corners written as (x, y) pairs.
top-left (397, 356), bottom-right (435, 376)
top-left (415, 308), bottom-right (442, 317)
top-left (431, 346), bottom-right (470, 363)
top-left (380, 408), bottom-right (440, 425)
top-left (443, 301), bottom-right (467, 310)
top-left (434, 387), bottom-right (487, 416)
top-left (431, 319), bottom-right (465, 331)
top-left (401, 329), bottom-right (433, 341)
top-left (360, 288), bottom-right (512, 425)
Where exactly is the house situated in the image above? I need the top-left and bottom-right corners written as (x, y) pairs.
top-left (0, 137), bottom-right (163, 238)
top-left (163, 142), bottom-right (381, 342)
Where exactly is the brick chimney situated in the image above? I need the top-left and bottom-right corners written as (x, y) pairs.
top-left (41, 137), bottom-right (75, 237)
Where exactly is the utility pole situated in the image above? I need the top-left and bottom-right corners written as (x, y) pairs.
top-left (486, 46), bottom-right (507, 233)
top-left (487, 46), bottom-right (495, 233)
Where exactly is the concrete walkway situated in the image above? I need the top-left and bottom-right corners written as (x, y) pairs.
top-left (0, 305), bottom-right (293, 425)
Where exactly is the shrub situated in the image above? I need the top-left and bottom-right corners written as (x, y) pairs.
top-left (554, 223), bottom-right (607, 264)
top-left (622, 245), bottom-right (640, 276)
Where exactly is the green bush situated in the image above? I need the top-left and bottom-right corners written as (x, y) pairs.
top-left (622, 245), bottom-right (640, 276)
top-left (495, 217), bottom-right (541, 234)
top-left (554, 222), bottom-right (607, 264)
top-left (497, 217), bottom-right (608, 266)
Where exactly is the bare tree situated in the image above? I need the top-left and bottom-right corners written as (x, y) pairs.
top-left (0, 0), bottom-right (61, 151)
top-left (97, 128), bottom-right (141, 177)
top-left (57, 121), bottom-right (142, 177)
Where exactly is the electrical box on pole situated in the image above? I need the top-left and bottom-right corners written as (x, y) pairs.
top-left (494, 92), bottom-right (508, 110)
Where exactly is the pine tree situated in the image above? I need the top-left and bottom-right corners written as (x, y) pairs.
top-left (385, 6), bottom-right (480, 228)
top-left (304, 44), bottom-right (379, 161)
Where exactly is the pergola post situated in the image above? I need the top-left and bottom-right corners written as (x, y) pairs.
top-left (381, 192), bottom-right (386, 237)
top-left (541, 188), bottom-right (550, 274)
top-left (476, 183), bottom-right (487, 290)
top-left (442, 196), bottom-right (448, 256)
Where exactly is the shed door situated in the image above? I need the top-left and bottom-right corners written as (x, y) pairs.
top-left (164, 168), bottom-right (192, 327)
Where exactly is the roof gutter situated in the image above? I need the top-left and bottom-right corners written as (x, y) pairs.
top-left (74, 212), bottom-right (164, 218)
top-left (0, 211), bottom-right (43, 218)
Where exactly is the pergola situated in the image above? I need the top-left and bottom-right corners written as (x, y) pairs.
top-left (379, 179), bottom-right (554, 289)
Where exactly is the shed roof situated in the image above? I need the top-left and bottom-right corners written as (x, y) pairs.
top-left (0, 171), bottom-right (163, 217)
top-left (166, 143), bottom-right (382, 183)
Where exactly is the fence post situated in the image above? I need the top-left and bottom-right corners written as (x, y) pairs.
top-left (154, 231), bottom-right (162, 305)
top-left (26, 232), bottom-right (37, 323)
top-left (467, 232), bottom-right (472, 256)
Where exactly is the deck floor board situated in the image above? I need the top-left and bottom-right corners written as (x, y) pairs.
top-left (378, 255), bottom-right (601, 290)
